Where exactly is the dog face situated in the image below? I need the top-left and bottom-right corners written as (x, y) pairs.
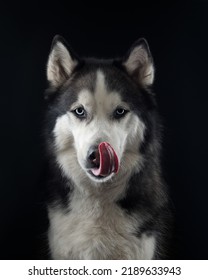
top-left (45, 36), bottom-right (155, 184)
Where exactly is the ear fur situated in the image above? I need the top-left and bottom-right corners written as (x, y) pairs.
top-left (123, 38), bottom-right (154, 87)
top-left (46, 35), bottom-right (78, 88)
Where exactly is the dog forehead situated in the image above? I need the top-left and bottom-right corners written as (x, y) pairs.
top-left (77, 70), bottom-right (122, 107)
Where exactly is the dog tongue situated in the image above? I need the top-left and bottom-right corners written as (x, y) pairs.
top-left (91, 142), bottom-right (119, 177)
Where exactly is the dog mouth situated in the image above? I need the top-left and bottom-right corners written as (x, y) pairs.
top-left (88, 142), bottom-right (119, 179)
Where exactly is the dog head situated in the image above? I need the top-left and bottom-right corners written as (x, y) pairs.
top-left (45, 35), bottom-right (156, 184)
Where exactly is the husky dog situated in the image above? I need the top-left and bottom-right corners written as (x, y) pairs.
top-left (44, 35), bottom-right (171, 259)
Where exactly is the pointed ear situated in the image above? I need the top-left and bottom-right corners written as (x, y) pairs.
top-left (123, 38), bottom-right (154, 87)
top-left (47, 35), bottom-right (78, 88)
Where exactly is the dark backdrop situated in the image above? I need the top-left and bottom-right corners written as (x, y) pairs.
top-left (0, 1), bottom-right (208, 259)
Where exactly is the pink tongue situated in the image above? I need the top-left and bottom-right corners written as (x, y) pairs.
top-left (91, 142), bottom-right (119, 177)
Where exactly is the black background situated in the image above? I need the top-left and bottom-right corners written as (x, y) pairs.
top-left (0, 1), bottom-right (208, 259)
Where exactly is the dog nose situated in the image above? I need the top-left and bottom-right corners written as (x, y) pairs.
top-left (87, 146), bottom-right (99, 168)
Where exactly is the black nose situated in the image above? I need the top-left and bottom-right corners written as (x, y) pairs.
top-left (87, 146), bottom-right (99, 168)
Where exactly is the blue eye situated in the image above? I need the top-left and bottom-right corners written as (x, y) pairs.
top-left (114, 107), bottom-right (128, 119)
top-left (116, 108), bottom-right (125, 115)
top-left (73, 107), bottom-right (86, 118)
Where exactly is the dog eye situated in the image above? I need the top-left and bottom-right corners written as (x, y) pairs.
top-left (73, 107), bottom-right (86, 118)
top-left (113, 108), bottom-right (128, 119)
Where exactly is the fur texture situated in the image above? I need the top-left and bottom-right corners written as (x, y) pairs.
top-left (43, 35), bottom-right (171, 259)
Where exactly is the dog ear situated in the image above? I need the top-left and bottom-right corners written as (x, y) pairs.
top-left (123, 38), bottom-right (154, 87)
top-left (47, 35), bottom-right (78, 88)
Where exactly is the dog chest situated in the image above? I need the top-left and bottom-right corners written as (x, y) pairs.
top-left (48, 194), bottom-right (149, 259)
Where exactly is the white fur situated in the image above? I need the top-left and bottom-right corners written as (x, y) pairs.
top-left (48, 200), bottom-right (155, 260)
top-left (141, 234), bottom-right (156, 259)
top-left (49, 70), bottom-right (154, 259)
